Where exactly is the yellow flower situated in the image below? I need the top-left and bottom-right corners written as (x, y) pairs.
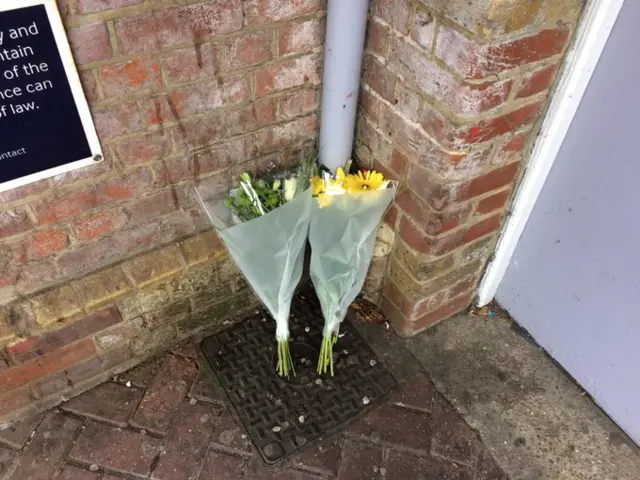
top-left (316, 193), bottom-right (333, 208)
top-left (335, 167), bottom-right (346, 185)
top-left (312, 176), bottom-right (325, 197)
top-left (344, 170), bottom-right (389, 193)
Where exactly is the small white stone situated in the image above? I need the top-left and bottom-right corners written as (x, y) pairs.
top-left (200, 414), bottom-right (210, 423)
top-left (342, 349), bottom-right (348, 355)
top-left (272, 426), bottom-right (282, 433)
top-left (304, 327), bottom-right (310, 332)
top-left (362, 396), bottom-right (370, 405)
top-left (369, 359), bottom-right (377, 366)
top-left (385, 322), bottom-right (390, 330)
top-left (189, 398), bottom-right (197, 405)
top-left (373, 466), bottom-right (379, 472)
top-left (338, 333), bottom-right (345, 338)
top-left (89, 464), bottom-right (99, 472)
top-left (380, 467), bottom-right (387, 475)
top-left (315, 379), bottom-right (323, 386)
top-left (125, 381), bottom-right (132, 388)
top-left (140, 429), bottom-right (147, 435)
top-left (298, 415), bottom-right (305, 423)
top-left (241, 434), bottom-right (247, 439)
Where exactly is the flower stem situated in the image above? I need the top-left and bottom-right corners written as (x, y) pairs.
top-left (276, 340), bottom-right (295, 378)
top-left (317, 334), bottom-right (337, 376)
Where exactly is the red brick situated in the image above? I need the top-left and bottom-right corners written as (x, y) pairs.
top-left (407, 164), bottom-right (460, 211)
top-left (251, 114), bottom-right (315, 154)
top-left (68, 22), bottom-right (112, 65)
top-left (116, 2), bottom-right (243, 55)
top-left (24, 227), bottom-right (69, 260)
top-left (139, 95), bottom-right (186, 127)
top-left (255, 54), bottom-right (321, 97)
top-left (476, 190), bottom-right (511, 215)
top-left (8, 308), bottom-right (122, 364)
top-left (0, 181), bottom-right (48, 204)
top-left (0, 339), bottom-right (96, 391)
top-left (279, 17), bottom-right (324, 55)
top-left (92, 102), bottom-right (143, 139)
top-left (125, 189), bottom-right (179, 223)
top-left (366, 19), bottom-right (389, 56)
top-left (161, 44), bottom-right (219, 85)
top-left (437, 25), bottom-right (570, 78)
top-left (411, 8), bottom-right (436, 49)
top-left (69, 421), bottom-right (163, 476)
top-left (62, 382), bottom-right (143, 427)
top-left (449, 277), bottom-right (477, 299)
top-left (390, 149), bottom-right (408, 178)
top-left (493, 131), bottom-right (530, 165)
top-left (384, 203), bottom-right (399, 229)
top-left (169, 75), bottom-right (250, 117)
top-left (0, 208), bottom-right (31, 239)
top-left (397, 190), bottom-right (470, 236)
top-left (431, 398), bottom-right (479, 465)
top-left (58, 465), bottom-right (101, 480)
top-left (385, 450), bottom-right (474, 480)
top-left (77, 0), bottom-right (141, 15)
top-left (244, 0), bottom-right (323, 25)
top-left (79, 70), bottom-right (100, 102)
top-left (152, 403), bottom-right (217, 480)
top-left (517, 63), bottom-right (558, 98)
top-left (348, 403), bottom-right (431, 451)
top-left (160, 209), bottom-right (207, 241)
top-left (199, 451), bottom-right (245, 479)
top-left (399, 216), bottom-right (465, 257)
top-left (385, 280), bottom-right (447, 320)
top-left (410, 293), bottom-right (473, 333)
top-left (131, 354), bottom-right (198, 434)
top-left (0, 388), bottom-right (30, 417)
top-left (221, 31), bottom-right (273, 70)
top-left (113, 130), bottom-right (174, 165)
top-left (94, 167), bottom-right (154, 204)
top-left (8, 413), bottom-right (82, 479)
top-left (15, 261), bottom-right (58, 293)
top-left (72, 209), bottom-right (128, 241)
top-left (363, 55), bottom-right (397, 103)
top-left (58, 222), bottom-right (160, 277)
top-left (53, 156), bottom-right (113, 187)
top-left (459, 102), bottom-right (542, 145)
top-left (210, 409), bottom-right (253, 454)
top-left (0, 413), bottom-right (44, 448)
top-left (462, 162), bottom-right (520, 200)
top-left (99, 58), bottom-right (162, 98)
top-left (375, 0), bottom-right (411, 33)
top-left (390, 35), bottom-right (512, 117)
top-left (464, 214), bottom-right (502, 243)
top-left (35, 190), bottom-right (99, 224)
top-left (278, 88), bottom-right (319, 120)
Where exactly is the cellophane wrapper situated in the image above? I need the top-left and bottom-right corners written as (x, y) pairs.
top-left (309, 185), bottom-right (397, 337)
top-left (196, 185), bottom-right (313, 343)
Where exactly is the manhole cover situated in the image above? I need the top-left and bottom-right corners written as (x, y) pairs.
top-left (200, 286), bottom-right (396, 464)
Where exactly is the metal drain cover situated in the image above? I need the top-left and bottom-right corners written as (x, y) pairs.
top-left (200, 287), bottom-right (396, 464)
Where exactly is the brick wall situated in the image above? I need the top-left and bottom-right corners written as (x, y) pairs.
top-left (358, 0), bottom-right (584, 335)
top-left (1, 0), bottom-right (325, 423)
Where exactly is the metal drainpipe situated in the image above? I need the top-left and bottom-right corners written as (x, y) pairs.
top-left (318, 0), bottom-right (371, 172)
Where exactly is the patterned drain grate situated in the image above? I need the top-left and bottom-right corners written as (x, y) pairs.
top-left (200, 286), bottom-right (397, 464)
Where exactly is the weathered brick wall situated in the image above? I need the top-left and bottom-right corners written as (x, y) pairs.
top-left (1, 0), bottom-right (325, 422)
top-left (358, 0), bottom-right (584, 335)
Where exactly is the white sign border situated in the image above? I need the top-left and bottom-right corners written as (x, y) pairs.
top-left (0, 0), bottom-right (103, 193)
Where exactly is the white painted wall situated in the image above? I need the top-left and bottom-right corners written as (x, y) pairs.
top-left (497, 0), bottom-right (640, 444)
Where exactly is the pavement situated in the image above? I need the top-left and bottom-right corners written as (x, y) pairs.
top-left (406, 312), bottom-right (640, 480)
top-left (0, 324), bottom-right (506, 480)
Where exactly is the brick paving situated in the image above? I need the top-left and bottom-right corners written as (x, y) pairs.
top-left (0, 335), bottom-right (508, 480)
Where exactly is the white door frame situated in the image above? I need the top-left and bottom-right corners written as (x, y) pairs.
top-left (476, 0), bottom-right (626, 307)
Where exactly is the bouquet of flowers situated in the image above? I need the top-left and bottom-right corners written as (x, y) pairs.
top-left (196, 158), bottom-right (315, 378)
top-left (309, 162), bottom-right (397, 375)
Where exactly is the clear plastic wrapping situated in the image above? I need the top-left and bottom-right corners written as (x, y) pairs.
top-left (309, 185), bottom-right (397, 338)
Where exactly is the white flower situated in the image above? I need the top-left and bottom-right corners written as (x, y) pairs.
top-left (284, 177), bottom-right (297, 201)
